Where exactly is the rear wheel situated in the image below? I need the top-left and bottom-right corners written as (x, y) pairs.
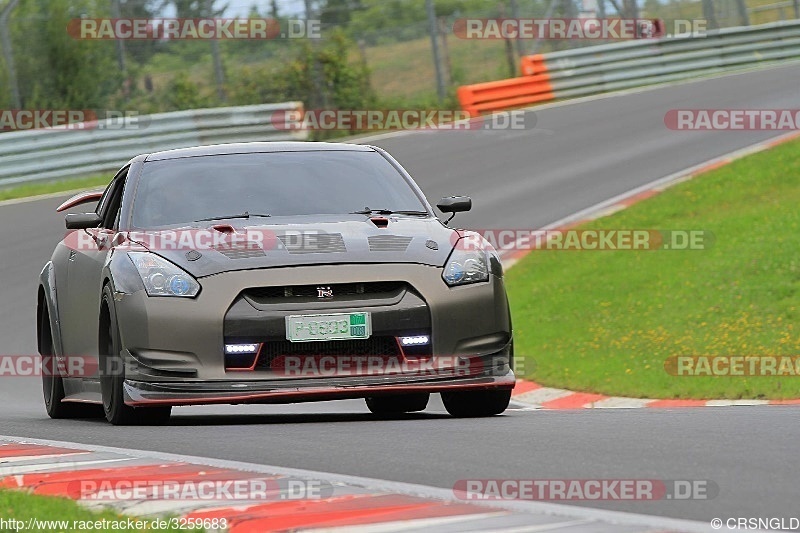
top-left (441, 389), bottom-right (511, 418)
top-left (366, 393), bottom-right (429, 415)
top-left (41, 307), bottom-right (103, 419)
top-left (100, 285), bottom-right (171, 426)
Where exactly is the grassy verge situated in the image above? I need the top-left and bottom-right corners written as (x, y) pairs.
top-left (0, 175), bottom-right (110, 203)
top-left (507, 138), bottom-right (800, 400)
top-left (0, 489), bottom-right (200, 532)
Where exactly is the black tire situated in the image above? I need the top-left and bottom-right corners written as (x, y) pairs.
top-left (41, 306), bottom-right (103, 419)
top-left (100, 285), bottom-right (171, 426)
top-left (441, 389), bottom-right (512, 418)
top-left (366, 393), bottom-right (429, 415)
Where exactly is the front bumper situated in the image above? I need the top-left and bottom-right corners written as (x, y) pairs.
top-left (113, 263), bottom-right (513, 406)
top-left (124, 370), bottom-right (515, 406)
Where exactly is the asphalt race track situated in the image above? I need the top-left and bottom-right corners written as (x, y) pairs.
top-left (1, 64), bottom-right (798, 526)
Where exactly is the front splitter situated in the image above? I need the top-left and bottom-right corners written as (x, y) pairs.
top-left (124, 371), bottom-right (516, 407)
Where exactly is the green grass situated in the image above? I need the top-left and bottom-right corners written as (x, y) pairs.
top-left (507, 139), bottom-right (800, 400)
top-left (0, 489), bottom-right (200, 532)
top-left (0, 175), bottom-right (110, 203)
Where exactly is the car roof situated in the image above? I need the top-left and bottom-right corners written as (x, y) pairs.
top-left (144, 142), bottom-right (375, 161)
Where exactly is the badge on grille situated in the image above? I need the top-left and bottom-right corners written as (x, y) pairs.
top-left (316, 286), bottom-right (333, 298)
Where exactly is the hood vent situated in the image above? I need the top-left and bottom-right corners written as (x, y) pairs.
top-left (278, 233), bottom-right (347, 254)
top-left (368, 235), bottom-right (413, 252)
top-left (212, 241), bottom-right (266, 260)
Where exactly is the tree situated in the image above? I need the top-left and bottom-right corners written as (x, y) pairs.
top-left (320, 0), bottom-right (364, 26)
top-left (166, 0), bottom-right (228, 102)
top-left (164, 71), bottom-right (211, 109)
top-left (119, 0), bottom-right (163, 65)
top-left (11, 0), bottom-right (119, 109)
top-left (0, 0), bottom-right (19, 108)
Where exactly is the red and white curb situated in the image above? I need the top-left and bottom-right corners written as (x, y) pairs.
top-left (0, 436), bottom-right (721, 533)
top-left (511, 379), bottom-right (800, 410)
top-left (499, 130), bottom-right (800, 409)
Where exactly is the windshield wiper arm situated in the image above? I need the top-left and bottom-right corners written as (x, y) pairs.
top-left (350, 208), bottom-right (429, 216)
top-left (195, 211), bottom-right (271, 223)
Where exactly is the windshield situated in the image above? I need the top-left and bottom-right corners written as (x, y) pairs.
top-left (131, 150), bottom-right (427, 227)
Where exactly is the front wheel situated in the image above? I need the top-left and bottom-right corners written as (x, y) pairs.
top-left (99, 285), bottom-right (171, 426)
top-left (41, 306), bottom-right (102, 419)
top-left (441, 389), bottom-right (511, 417)
top-left (366, 393), bottom-right (429, 415)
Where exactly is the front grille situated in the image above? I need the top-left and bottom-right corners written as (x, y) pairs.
top-left (257, 337), bottom-right (402, 370)
top-left (277, 233), bottom-right (346, 254)
top-left (245, 282), bottom-right (406, 303)
top-left (261, 337), bottom-right (400, 359)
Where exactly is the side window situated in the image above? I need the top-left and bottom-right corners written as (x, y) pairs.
top-left (99, 170), bottom-right (128, 230)
top-left (95, 178), bottom-right (119, 217)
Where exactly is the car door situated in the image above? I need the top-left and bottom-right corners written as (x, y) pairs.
top-left (60, 169), bottom-right (128, 385)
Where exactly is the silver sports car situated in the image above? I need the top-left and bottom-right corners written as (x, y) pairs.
top-left (38, 142), bottom-right (514, 425)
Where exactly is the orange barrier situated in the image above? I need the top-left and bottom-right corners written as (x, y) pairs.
top-left (520, 54), bottom-right (548, 76)
top-left (457, 73), bottom-right (553, 116)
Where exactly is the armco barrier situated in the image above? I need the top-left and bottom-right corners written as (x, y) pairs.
top-left (457, 74), bottom-right (553, 115)
top-left (0, 102), bottom-right (306, 187)
top-left (458, 19), bottom-right (800, 114)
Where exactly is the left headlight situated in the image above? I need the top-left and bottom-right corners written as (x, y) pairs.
top-left (127, 251), bottom-right (200, 297)
top-left (442, 244), bottom-right (490, 286)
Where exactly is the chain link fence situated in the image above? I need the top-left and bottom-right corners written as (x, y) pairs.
top-left (0, 0), bottom-right (797, 124)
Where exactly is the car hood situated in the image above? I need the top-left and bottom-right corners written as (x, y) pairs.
top-left (126, 216), bottom-right (459, 278)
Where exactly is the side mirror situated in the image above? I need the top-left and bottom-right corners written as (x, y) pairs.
top-left (65, 212), bottom-right (102, 230)
top-left (437, 196), bottom-right (472, 225)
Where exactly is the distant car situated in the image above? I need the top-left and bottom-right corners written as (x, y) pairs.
top-left (37, 142), bottom-right (514, 425)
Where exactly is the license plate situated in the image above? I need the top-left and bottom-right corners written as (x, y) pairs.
top-left (285, 312), bottom-right (371, 342)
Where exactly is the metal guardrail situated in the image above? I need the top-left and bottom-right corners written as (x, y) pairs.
top-left (458, 20), bottom-right (800, 115)
top-left (0, 102), bottom-right (307, 187)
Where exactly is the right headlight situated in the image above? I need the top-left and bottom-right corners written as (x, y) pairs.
top-left (442, 244), bottom-right (490, 286)
top-left (127, 251), bottom-right (200, 298)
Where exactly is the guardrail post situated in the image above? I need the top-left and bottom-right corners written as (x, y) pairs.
top-left (426, 0), bottom-right (446, 103)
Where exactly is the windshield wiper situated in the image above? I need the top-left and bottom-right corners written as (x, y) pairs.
top-left (195, 211), bottom-right (271, 223)
top-left (350, 208), bottom-right (429, 216)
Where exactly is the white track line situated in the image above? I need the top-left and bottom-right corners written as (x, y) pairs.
top-left (497, 129), bottom-right (800, 269)
top-left (0, 434), bottom-right (731, 533)
top-left (0, 457), bottom-right (137, 477)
